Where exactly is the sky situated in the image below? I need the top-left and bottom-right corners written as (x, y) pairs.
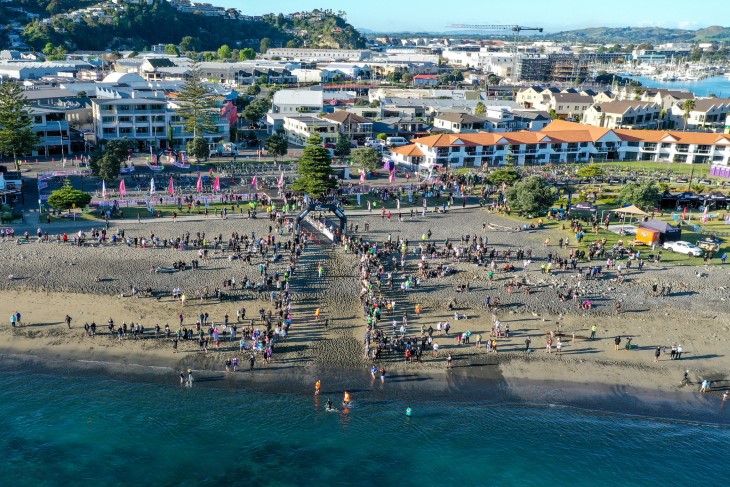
top-left (216, 0), bottom-right (727, 33)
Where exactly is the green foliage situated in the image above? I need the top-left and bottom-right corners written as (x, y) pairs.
top-left (506, 176), bottom-right (557, 214)
top-left (264, 133), bottom-right (288, 160)
top-left (179, 36), bottom-right (201, 53)
top-left (385, 71), bottom-right (402, 82)
top-left (354, 99), bottom-right (369, 107)
top-left (187, 137), bottom-right (209, 161)
top-left (576, 163), bottom-right (605, 179)
top-left (243, 97), bottom-right (271, 124)
top-left (474, 101), bottom-right (486, 116)
top-left (292, 137), bottom-right (336, 197)
top-left (376, 133), bottom-right (388, 140)
top-left (47, 179), bottom-right (91, 211)
top-left (259, 37), bottom-right (271, 53)
top-left (165, 44), bottom-right (179, 56)
top-left (176, 67), bottom-right (218, 138)
top-left (487, 168), bottom-right (521, 185)
top-left (334, 133), bottom-right (351, 158)
top-left (401, 73), bottom-right (413, 84)
top-left (618, 180), bottom-right (661, 210)
top-left (245, 84), bottom-right (261, 96)
top-left (90, 139), bottom-right (132, 181)
top-left (351, 147), bottom-right (382, 173)
top-left (239, 47), bottom-right (256, 61)
top-left (217, 44), bottom-right (232, 59)
top-left (0, 82), bottom-right (39, 170)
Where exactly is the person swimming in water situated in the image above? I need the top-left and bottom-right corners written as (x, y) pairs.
top-left (326, 399), bottom-right (333, 411)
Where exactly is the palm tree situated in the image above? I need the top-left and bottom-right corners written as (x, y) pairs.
top-left (682, 99), bottom-right (695, 131)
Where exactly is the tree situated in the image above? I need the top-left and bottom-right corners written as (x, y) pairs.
top-left (487, 168), bottom-right (520, 185)
top-left (334, 133), bottom-right (351, 159)
top-left (682, 99), bottom-right (695, 131)
top-left (239, 47), bottom-right (256, 61)
top-left (179, 36), bottom-right (201, 53)
top-left (246, 84), bottom-right (261, 96)
top-left (176, 67), bottom-right (218, 138)
top-left (376, 133), bottom-right (388, 140)
top-left (0, 82), bottom-right (40, 171)
top-left (165, 44), bottom-right (180, 56)
top-left (286, 40), bottom-right (300, 48)
top-left (47, 179), bottom-right (91, 212)
top-left (187, 137), bottom-right (209, 161)
top-left (90, 139), bottom-right (132, 181)
top-left (576, 163), bottom-right (605, 179)
top-left (351, 147), bottom-right (382, 173)
top-left (217, 44), bottom-right (232, 59)
top-left (618, 181), bottom-right (661, 211)
top-left (243, 97), bottom-right (271, 125)
top-left (291, 135), bottom-right (336, 197)
top-left (475, 101), bottom-right (486, 116)
top-left (259, 37), bottom-right (271, 54)
top-left (401, 73), bottom-right (413, 84)
top-left (127, 51), bottom-right (138, 58)
top-left (264, 133), bottom-right (288, 160)
top-left (506, 176), bottom-right (557, 214)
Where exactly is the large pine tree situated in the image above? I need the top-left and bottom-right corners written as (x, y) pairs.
top-left (292, 134), bottom-right (336, 197)
top-left (0, 82), bottom-right (39, 170)
top-left (175, 66), bottom-right (218, 139)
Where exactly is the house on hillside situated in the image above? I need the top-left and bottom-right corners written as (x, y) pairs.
top-left (583, 101), bottom-right (662, 129)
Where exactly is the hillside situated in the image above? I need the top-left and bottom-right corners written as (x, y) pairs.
top-left (13, 1), bottom-right (363, 52)
top-left (548, 25), bottom-right (730, 44)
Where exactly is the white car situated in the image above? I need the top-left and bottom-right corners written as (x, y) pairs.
top-left (662, 241), bottom-right (703, 257)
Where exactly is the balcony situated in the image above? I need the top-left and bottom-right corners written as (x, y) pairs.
top-left (641, 144), bottom-right (658, 151)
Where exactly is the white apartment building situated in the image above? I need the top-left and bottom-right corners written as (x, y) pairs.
top-left (389, 120), bottom-right (730, 168)
top-left (263, 48), bottom-right (371, 62)
top-left (669, 98), bottom-right (730, 131)
top-left (583, 101), bottom-right (662, 129)
top-left (282, 115), bottom-right (339, 146)
top-left (91, 98), bottom-right (228, 150)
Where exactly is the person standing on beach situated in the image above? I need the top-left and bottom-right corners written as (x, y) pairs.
top-left (10, 313), bottom-right (17, 327)
top-left (525, 336), bottom-right (531, 351)
top-left (249, 354), bottom-right (255, 371)
top-left (614, 336), bottom-right (621, 351)
top-left (590, 324), bottom-right (597, 340)
top-left (65, 315), bottom-right (72, 329)
top-left (676, 344), bottom-right (683, 360)
top-left (654, 346), bottom-right (661, 362)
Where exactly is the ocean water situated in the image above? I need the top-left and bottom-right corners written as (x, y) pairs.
top-left (629, 75), bottom-right (730, 98)
top-left (0, 370), bottom-right (727, 487)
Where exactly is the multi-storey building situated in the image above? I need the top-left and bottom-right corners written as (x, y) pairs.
top-left (389, 120), bottom-right (730, 168)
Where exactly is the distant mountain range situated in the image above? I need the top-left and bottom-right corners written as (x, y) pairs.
top-left (363, 25), bottom-right (730, 44)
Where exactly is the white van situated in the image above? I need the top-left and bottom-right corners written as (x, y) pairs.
top-left (386, 137), bottom-right (408, 147)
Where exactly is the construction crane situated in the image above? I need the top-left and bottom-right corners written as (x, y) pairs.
top-left (447, 24), bottom-right (544, 80)
top-left (447, 24), bottom-right (543, 54)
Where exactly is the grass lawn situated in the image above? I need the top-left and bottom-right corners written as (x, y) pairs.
top-left (599, 160), bottom-right (711, 177)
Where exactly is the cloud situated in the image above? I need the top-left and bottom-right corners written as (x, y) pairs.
top-left (677, 21), bottom-right (699, 29)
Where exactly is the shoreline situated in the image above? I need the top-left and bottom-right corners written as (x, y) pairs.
top-left (2, 346), bottom-right (726, 425)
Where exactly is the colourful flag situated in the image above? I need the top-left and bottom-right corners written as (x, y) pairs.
top-left (168, 176), bottom-right (174, 196)
top-left (119, 179), bottom-right (126, 197)
top-left (277, 171), bottom-right (284, 189)
top-left (213, 176), bottom-right (220, 192)
top-left (389, 169), bottom-right (395, 183)
top-left (196, 174), bottom-right (203, 193)
top-left (251, 175), bottom-right (258, 190)
top-left (102, 180), bottom-right (107, 200)
top-left (702, 205), bottom-right (708, 224)
top-left (359, 170), bottom-right (365, 185)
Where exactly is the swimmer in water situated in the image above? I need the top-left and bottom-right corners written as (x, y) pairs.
top-left (371, 365), bottom-right (378, 378)
top-left (326, 399), bottom-right (333, 410)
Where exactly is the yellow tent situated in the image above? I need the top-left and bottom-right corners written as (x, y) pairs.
top-left (613, 205), bottom-right (648, 216)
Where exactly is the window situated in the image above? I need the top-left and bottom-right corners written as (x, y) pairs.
top-left (102, 116), bottom-right (115, 124)
top-left (103, 128), bottom-right (116, 135)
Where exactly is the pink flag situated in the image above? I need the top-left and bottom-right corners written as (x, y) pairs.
top-left (119, 179), bottom-right (127, 197)
top-left (168, 176), bottom-right (174, 196)
top-left (251, 175), bottom-right (258, 190)
top-left (213, 176), bottom-right (221, 192)
top-left (359, 170), bottom-right (365, 185)
top-left (102, 180), bottom-right (107, 199)
top-left (277, 171), bottom-right (284, 189)
top-left (196, 174), bottom-right (203, 193)
top-left (389, 169), bottom-right (395, 183)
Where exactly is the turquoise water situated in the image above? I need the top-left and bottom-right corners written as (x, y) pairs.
top-left (630, 75), bottom-right (730, 98)
top-left (0, 370), bottom-right (728, 487)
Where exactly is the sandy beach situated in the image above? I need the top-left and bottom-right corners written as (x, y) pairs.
top-left (1, 204), bottom-right (729, 400)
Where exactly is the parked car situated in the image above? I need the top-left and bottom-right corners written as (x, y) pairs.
top-left (662, 240), bottom-right (703, 256)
